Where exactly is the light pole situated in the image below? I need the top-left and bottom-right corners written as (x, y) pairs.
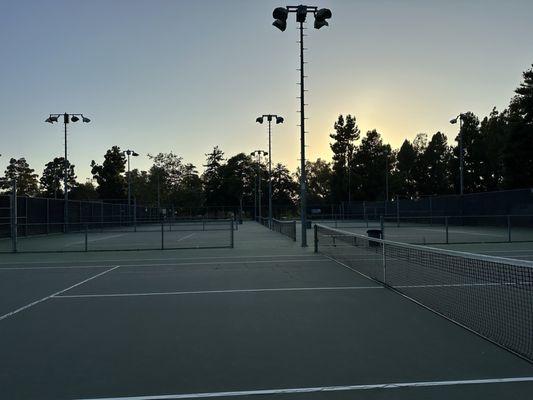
top-left (450, 114), bottom-right (465, 195)
top-left (123, 149), bottom-right (139, 221)
top-left (271, 5), bottom-right (332, 246)
top-left (45, 113), bottom-right (90, 228)
top-left (251, 150), bottom-right (268, 222)
top-left (256, 115), bottom-right (284, 228)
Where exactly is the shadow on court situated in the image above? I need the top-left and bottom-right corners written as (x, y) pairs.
top-left (0, 222), bottom-right (532, 400)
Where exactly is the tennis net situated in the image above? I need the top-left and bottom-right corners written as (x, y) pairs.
top-left (272, 218), bottom-right (297, 241)
top-left (314, 224), bottom-right (533, 362)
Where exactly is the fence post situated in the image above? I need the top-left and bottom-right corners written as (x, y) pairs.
top-left (396, 195), bottom-right (400, 227)
top-left (134, 198), bottom-right (137, 232)
top-left (11, 179), bottom-right (17, 253)
top-left (382, 241), bottom-right (387, 283)
top-left (85, 224), bottom-right (88, 252)
top-left (380, 215), bottom-right (384, 240)
top-left (507, 215), bottom-right (512, 243)
top-left (161, 222), bottom-right (164, 250)
top-left (46, 198), bottom-right (50, 234)
top-left (313, 224), bottom-right (318, 253)
top-left (445, 216), bottom-right (449, 244)
top-left (230, 220), bottom-right (234, 248)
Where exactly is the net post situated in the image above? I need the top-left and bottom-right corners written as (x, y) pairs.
top-left (445, 216), bottom-right (449, 244)
top-left (230, 219), bottom-right (234, 248)
top-left (380, 215), bottom-right (384, 240)
top-left (161, 222), bottom-right (164, 250)
top-left (313, 224), bottom-right (318, 253)
top-left (507, 215), bottom-right (512, 242)
top-left (11, 179), bottom-right (17, 253)
top-left (84, 224), bottom-right (88, 252)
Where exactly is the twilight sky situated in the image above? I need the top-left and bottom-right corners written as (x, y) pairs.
top-left (1, 0), bottom-right (532, 181)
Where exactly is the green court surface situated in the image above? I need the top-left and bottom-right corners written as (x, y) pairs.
top-left (1, 222), bottom-right (532, 400)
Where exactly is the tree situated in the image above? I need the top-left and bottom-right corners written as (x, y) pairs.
top-left (202, 146), bottom-right (225, 206)
top-left (329, 115), bottom-right (360, 203)
top-left (218, 153), bottom-right (254, 206)
top-left (394, 140), bottom-right (417, 198)
top-left (305, 158), bottom-right (332, 204)
top-left (2, 158), bottom-right (39, 196)
top-left (271, 163), bottom-right (298, 207)
top-left (147, 152), bottom-right (186, 207)
top-left (420, 132), bottom-right (452, 195)
top-left (70, 180), bottom-right (99, 201)
top-left (510, 64), bottom-right (533, 124)
top-left (450, 112), bottom-right (482, 193)
top-left (478, 108), bottom-right (507, 190)
top-left (174, 163), bottom-right (204, 211)
top-left (90, 146), bottom-right (126, 200)
top-left (40, 157), bottom-right (76, 198)
top-left (351, 130), bottom-right (391, 201)
top-left (504, 65), bottom-right (533, 188)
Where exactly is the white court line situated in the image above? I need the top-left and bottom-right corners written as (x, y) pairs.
top-left (0, 266), bottom-right (120, 321)
top-left (176, 233), bottom-right (195, 242)
top-left (0, 258), bottom-right (329, 271)
top-left (396, 281), bottom-right (533, 289)
top-left (54, 285), bottom-right (382, 299)
top-left (0, 254), bottom-right (318, 266)
top-left (65, 234), bottom-right (127, 247)
top-left (413, 227), bottom-right (504, 238)
top-left (74, 376), bottom-right (533, 400)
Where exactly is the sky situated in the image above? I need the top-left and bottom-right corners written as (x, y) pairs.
top-left (1, 0), bottom-right (533, 182)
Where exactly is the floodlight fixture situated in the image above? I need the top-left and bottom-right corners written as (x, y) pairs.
top-left (296, 5), bottom-right (307, 22)
top-left (71, 116), bottom-right (79, 122)
top-left (256, 117), bottom-right (264, 124)
top-left (275, 116), bottom-right (284, 124)
top-left (272, 7), bottom-right (288, 31)
top-left (314, 8), bottom-right (332, 29)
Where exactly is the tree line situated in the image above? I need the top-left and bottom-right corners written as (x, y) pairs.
top-left (1, 64), bottom-right (532, 208)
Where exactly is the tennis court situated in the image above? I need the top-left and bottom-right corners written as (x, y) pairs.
top-left (314, 217), bottom-right (533, 245)
top-left (1, 222), bottom-right (532, 399)
top-left (0, 219), bottom-right (235, 253)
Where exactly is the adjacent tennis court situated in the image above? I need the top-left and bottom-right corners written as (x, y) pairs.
top-left (1, 222), bottom-right (532, 400)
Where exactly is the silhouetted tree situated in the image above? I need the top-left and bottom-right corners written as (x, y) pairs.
top-left (352, 130), bottom-right (391, 200)
top-left (394, 140), bottom-right (417, 198)
top-left (329, 115), bottom-right (360, 203)
top-left (420, 132), bottom-right (452, 195)
top-left (478, 108), bottom-right (507, 190)
top-left (305, 158), bottom-right (332, 204)
top-left (203, 146), bottom-right (225, 205)
top-left (40, 157), bottom-right (76, 198)
top-left (504, 65), bottom-right (533, 188)
top-left (70, 181), bottom-right (98, 200)
top-left (271, 163), bottom-right (298, 207)
top-left (91, 146), bottom-right (126, 200)
top-left (2, 157), bottom-right (39, 196)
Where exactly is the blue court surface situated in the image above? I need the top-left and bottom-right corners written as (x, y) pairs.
top-left (1, 222), bottom-right (532, 400)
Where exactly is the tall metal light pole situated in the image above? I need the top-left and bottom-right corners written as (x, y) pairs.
top-left (251, 150), bottom-right (268, 221)
top-left (256, 115), bottom-right (284, 228)
top-left (45, 113), bottom-right (90, 228)
top-left (271, 5), bottom-right (332, 246)
top-left (123, 149), bottom-right (139, 221)
top-left (450, 114), bottom-right (465, 195)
